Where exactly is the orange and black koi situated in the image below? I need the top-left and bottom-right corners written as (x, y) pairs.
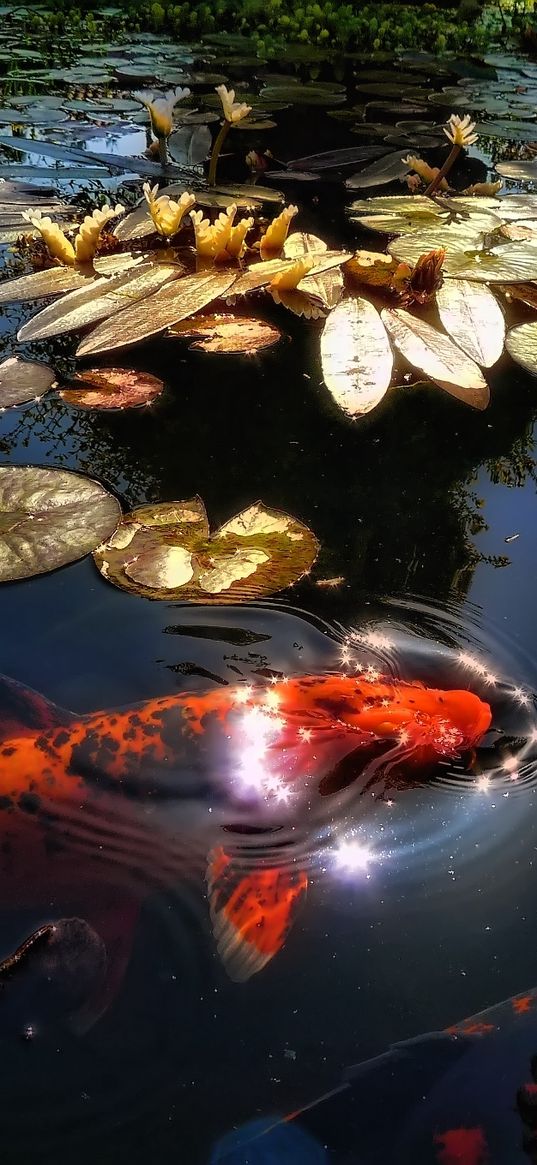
top-left (0, 670), bottom-right (491, 1021)
top-left (211, 984), bottom-right (537, 1164)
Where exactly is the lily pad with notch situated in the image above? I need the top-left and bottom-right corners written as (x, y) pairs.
top-left (93, 498), bottom-right (319, 603)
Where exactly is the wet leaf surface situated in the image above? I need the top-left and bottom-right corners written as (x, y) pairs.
top-left (59, 367), bottom-right (164, 410)
top-left (93, 498), bottom-right (318, 602)
top-left (0, 465), bottom-right (121, 582)
top-left (321, 296), bottom-right (393, 417)
top-left (76, 270), bottom-right (237, 357)
top-left (0, 266), bottom-right (92, 305)
top-left (381, 307), bottom-right (490, 408)
top-left (168, 313), bottom-right (282, 353)
top-left (506, 321), bottom-right (537, 377)
top-left (435, 280), bottom-right (505, 367)
top-left (0, 356), bottom-right (56, 409)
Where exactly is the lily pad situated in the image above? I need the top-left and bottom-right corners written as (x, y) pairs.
top-left (93, 498), bottom-right (319, 603)
top-left (321, 296), bottom-right (393, 418)
top-left (76, 270), bottom-right (237, 358)
top-left (0, 266), bottom-right (92, 305)
top-left (59, 367), bottom-right (164, 410)
top-left (381, 307), bottom-right (490, 409)
top-left (0, 466), bottom-right (121, 583)
top-left (436, 280), bottom-right (505, 367)
top-left (0, 356), bottom-right (56, 409)
top-left (345, 151), bottom-right (411, 190)
top-left (168, 313), bottom-right (283, 353)
top-left (17, 264), bottom-right (182, 344)
top-left (505, 321), bottom-right (537, 377)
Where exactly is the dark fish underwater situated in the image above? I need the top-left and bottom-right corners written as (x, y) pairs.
top-left (0, 669), bottom-right (491, 1027)
top-left (210, 985), bottom-right (537, 1164)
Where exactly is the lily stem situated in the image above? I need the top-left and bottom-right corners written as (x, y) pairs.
top-left (208, 120), bottom-right (231, 187)
top-left (158, 136), bottom-right (168, 168)
top-left (424, 143), bottom-right (461, 198)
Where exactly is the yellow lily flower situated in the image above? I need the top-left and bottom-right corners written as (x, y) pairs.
top-left (226, 216), bottom-right (254, 259)
top-left (270, 256), bottom-right (314, 291)
top-left (21, 210), bottom-right (76, 266)
top-left (190, 204), bottom-right (252, 262)
top-left (444, 113), bottom-right (478, 148)
top-left (403, 156), bottom-right (450, 192)
top-left (133, 86), bottom-right (191, 139)
top-left (74, 204), bottom-right (125, 264)
top-left (21, 203), bottom-right (124, 267)
top-left (215, 84), bottom-right (252, 124)
top-left (259, 205), bottom-right (298, 259)
top-left (143, 183), bottom-right (196, 238)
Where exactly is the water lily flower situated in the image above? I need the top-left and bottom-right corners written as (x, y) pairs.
top-left (259, 205), bottom-right (299, 260)
top-left (190, 204), bottom-right (236, 261)
top-left (21, 203), bottom-right (124, 267)
top-left (463, 180), bottom-right (503, 196)
top-left (226, 215), bottom-right (255, 259)
top-left (215, 85), bottom-right (252, 125)
top-left (74, 204), bottom-right (125, 264)
top-left (403, 156), bottom-right (449, 192)
top-left (21, 210), bottom-right (76, 266)
top-left (133, 87), bottom-right (191, 140)
top-left (444, 113), bottom-right (478, 148)
top-left (143, 183), bottom-right (196, 238)
top-left (269, 256), bottom-right (315, 292)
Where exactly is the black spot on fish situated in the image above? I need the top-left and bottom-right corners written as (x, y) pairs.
top-left (0, 795), bottom-right (12, 810)
top-left (18, 792), bottom-right (40, 815)
top-left (2, 746), bottom-right (15, 757)
top-left (53, 730), bottom-right (70, 747)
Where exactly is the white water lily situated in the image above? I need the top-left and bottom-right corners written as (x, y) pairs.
top-left (133, 87), bottom-right (191, 139)
top-left (259, 205), bottom-right (298, 259)
top-left (190, 203), bottom-right (252, 261)
top-left (444, 113), bottom-right (478, 148)
top-left (215, 84), bottom-right (252, 125)
top-left (143, 184), bottom-right (196, 238)
top-left (270, 256), bottom-right (314, 291)
top-left (21, 203), bottom-right (124, 267)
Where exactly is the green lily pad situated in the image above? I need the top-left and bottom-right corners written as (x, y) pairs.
top-left (0, 466), bottom-right (121, 582)
top-left (93, 498), bottom-right (319, 603)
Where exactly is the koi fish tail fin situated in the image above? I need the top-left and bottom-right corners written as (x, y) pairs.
top-left (206, 847), bottom-right (308, 982)
top-left (0, 673), bottom-right (74, 742)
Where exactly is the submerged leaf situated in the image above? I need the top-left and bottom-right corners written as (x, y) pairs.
top-left (320, 297), bottom-right (393, 418)
top-left (59, 367), bottom-right (164, 410)
top-left (381, 308), bottom-right (490, 408)
top-left (505, 321), bottom-right (537, 376)
top-left (77, 270), bottom-right (237, 357)
top-left (168, 313), bottom-right (282, 353)
top-left (93, 498), bottom-right (318, 603)
top-left (0, 466), bottom-right (121, 582)
top-left (17, 264), bottom-right (181, 343)
top-left (436, 280), bottom-right (505, 367)
top-left (0, 357), bottom-right (56, 409)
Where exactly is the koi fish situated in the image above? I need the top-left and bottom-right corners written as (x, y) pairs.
top-left (0, 670), bottom-right (491, 1026)
top-left (211, 983), bottom-right (537, 1164)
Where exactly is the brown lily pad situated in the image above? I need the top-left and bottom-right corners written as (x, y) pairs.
top-left (93, 497), bottom-right (319, 603)
top-left (168, 313), bottom-right (283, 354)
top-left (60, 367), bottom-right (164, 410)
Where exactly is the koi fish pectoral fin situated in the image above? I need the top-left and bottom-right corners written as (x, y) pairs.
top-left (318, 738), bottom-right (397, 796)
top-left (0, 673), bottom-right (74, 742)
top-left (206, 847), bottom-right (308, 982)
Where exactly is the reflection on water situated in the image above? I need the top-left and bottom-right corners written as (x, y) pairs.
top-left (0, 596), bottom-right (536, 1159)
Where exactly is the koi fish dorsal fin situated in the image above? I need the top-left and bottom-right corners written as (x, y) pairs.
top-left (0, 673), bottom-right (74, 742)
top-left (207, 847), bottom-right (307, 982)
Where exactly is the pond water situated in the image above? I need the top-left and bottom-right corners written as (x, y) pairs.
top-left (2, 25), bottom-right (537, 1165)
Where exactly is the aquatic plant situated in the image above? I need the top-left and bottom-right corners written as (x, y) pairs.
top-left (208, 86), bottom-right (253, 186)
top-left (133, 86), bottom-right (191, 165)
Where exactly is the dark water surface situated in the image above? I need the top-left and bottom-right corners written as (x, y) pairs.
top-left (2, 31), bottom-right (537, 1165)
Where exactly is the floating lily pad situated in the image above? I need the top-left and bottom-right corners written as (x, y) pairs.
top-left (321, 296), bottom-right (393, 418)
top-left (283, 232), bottom-right (343, 309)
top-left (17, 264), bottom-right (182, 343)
top-left (0, 266), bottom-right (91, 305)
top-left (93, 498), bottom-right (319, 603)
top-left (76, 270), bottom-right (237, 357)
top-left (59, 367), bottom-right (164, 410)
top-left (381, 307), bottom-right (490, 409)
top-left (0, 466), bottom-right (121, 583)
top-left (168, 313), bottom-right (283, 353)
top-left (259, 84), bottom-right (346, 106)
top-left (505, 321), bottom-right (537, 377)
top-left (436, 280), bottom-right (505, 367)
top-left (345, 151), bottom-right (411, 190)
top-left (0, 356), bottom-right (56, 409)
